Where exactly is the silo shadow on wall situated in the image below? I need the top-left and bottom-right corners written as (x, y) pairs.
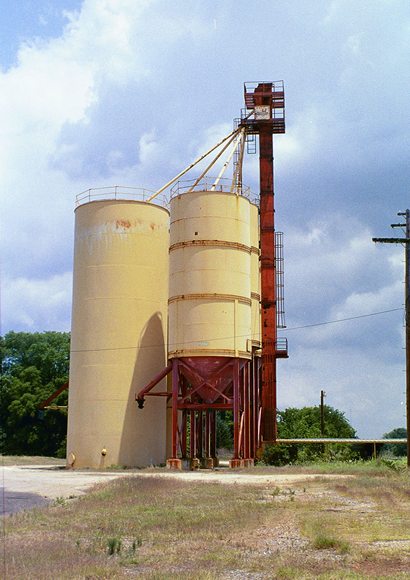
top-left (118, 311), bottom-right (167, 467)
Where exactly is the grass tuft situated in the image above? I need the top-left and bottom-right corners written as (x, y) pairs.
top-left (107, 536), bottom-right (122, 555)
top-left (313, 533), bottom-right (350, 553)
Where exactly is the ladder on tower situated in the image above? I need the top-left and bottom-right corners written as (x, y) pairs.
top-left (275, 231), bottom-right (286, 329)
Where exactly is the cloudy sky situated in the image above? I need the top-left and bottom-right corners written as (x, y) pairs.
top-left (1, 0), bottom-right (409, 438)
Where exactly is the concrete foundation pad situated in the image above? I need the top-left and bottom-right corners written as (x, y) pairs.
top-left (201, 457), bottom-right (214, 469)
top-left (190, 458), bottom-right (201, 470)
top-left (166, 458), bottom-right (182, 470)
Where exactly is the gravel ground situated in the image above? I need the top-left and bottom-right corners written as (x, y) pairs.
top-left (1, 464), bottom-right (133, 515)
top-left (1, 463), bottom-right (351, 516)
top-left (137, 470), bottom-right (350, 485)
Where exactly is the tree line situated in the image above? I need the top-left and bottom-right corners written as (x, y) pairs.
top-left (0, 331), bottom-right (69, 456)
top-left (0, 331), bottom-right (406, 461)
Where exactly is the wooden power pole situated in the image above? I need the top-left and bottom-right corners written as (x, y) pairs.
top-left (373, 209), bottom-right (410, 467)
top-left (320, 390), bottom-right (326, 436)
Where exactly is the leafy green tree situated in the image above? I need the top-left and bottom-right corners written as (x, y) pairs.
top-left (382, 427), bottom-right (407, 457)
top-left (0, 331), bottom-right (70, 457)
top-left (216, 411), bottom-right (233, 449)
top-left (216, 403), bottom-right (358, 464)
top-left (262, 405), bottom-right (357, 465)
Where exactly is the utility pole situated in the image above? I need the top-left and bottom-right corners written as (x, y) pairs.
top-left (373, 209), bottom-right (410, 468)
top-left (320, 390), bottom-right (326, 436)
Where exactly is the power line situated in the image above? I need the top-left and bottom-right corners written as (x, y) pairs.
top-left (279, 307), bottom-right (403, 332)
top-left (69, 307), bottom-right (403, 353)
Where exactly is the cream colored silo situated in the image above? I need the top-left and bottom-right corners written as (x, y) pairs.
top-left (67, 198), bottom-right (169, 469)
top-left (250, 202), bottom-right (261, 348)
top-left (168, 190), bottom-right (252, 360)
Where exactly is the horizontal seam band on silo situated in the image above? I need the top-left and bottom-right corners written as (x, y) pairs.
top-left (168, 293), bottom-right (252, 306)
top-left (251, 292), bottom-right (261, 301)
top-left (169, 349), bottom-right (252, 358)
top-left (169, 240), bottom-right (252, 253)
top-left (250, 246), bottom-right (260, 255)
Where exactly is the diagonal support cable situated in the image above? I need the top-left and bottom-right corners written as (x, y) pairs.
top-left (147, 127), bottom-right (243, 202)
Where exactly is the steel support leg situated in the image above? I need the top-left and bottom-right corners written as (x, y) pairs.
top-left (181, 409), bottom-right (187, 459)
top-left (190, 410), bottom-right (200, 469)
top-left (210, 410), bottom-right (218, 466)
top-left (203, 410), bottom-right (213, 468)
top-left (230, 358), bottom-right (242, 468)
top-left (243, 361), bottom-right (253, 466)
top-left (167, 360), bottom-right (182, 470)
top-left (250, 357), bottom-right (257, 459)
top-left (197, 411), bottom-right (203, 460)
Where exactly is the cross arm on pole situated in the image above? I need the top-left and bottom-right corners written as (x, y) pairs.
top-left (372, 238), bottom-right (410, 244)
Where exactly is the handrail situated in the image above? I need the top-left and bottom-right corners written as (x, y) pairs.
top-left (75, 186), bottom-right (169, 208)
top-left (274, 438), bottom-right (407, 445)
top-left (169, 177), bottom-right (258, 203)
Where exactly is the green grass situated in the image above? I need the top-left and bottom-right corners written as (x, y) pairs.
top-left (313, 533), bottom-right (351, 553)
top-left (0, 454), bottom-right (65, 466)
top-left (252, 457), bottom-right (408, 475)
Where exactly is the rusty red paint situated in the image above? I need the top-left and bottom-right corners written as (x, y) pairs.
top-left (241, 81), bottom-right (286, 445)
top-left (178, 356), bottom-right (243, 403)
top-left (170, 357), bottom-right (261, 467)
top-left (138, 355), bottom-right (262, 468)
top-left (39, 381), bottom-right (69, 409)
top-left (116, 219), bottom-right (132, 229)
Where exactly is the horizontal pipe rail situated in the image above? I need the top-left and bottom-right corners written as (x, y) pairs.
top-left (271, 438), bottom-right (407, 445)
top-left (39, 382), bottom-right (69, 409)
top-left (136, 362), bottom-right (173, 407)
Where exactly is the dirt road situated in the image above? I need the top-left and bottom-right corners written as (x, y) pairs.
top-left (1, 463), bottom-right (348, 515)
top-left (1, 464), bottom-right (132, 515)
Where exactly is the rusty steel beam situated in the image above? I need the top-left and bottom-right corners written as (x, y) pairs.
top-left (39, 381), bottom-right (69, 409)
top-left (259, 124), bottom-right (277, 441)
top-left (136, 361), bottom-right (173, 407)
top-left (241, 82), bottom-right (285, 446)
top-left (171, 361), bottom-right (179, 460)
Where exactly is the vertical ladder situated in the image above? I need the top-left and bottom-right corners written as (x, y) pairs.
top-left (275, 232), bottom-right (286, 329)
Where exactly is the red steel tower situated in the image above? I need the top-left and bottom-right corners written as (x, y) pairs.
top-left (240, 81), bottom-right (287, 443)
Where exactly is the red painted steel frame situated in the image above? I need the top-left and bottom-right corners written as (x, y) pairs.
top-left (39, 381), bottom-right (69, 409)
top-left (136, 354), bottom-right (262, 467)
top-left (259, 125), bottom-right (277, 441)
top-left (166, 357), bottom-right (261, 468)
top-left (241, 81), bottom-right (286, 444)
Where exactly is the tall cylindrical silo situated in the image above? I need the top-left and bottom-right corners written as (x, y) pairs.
top-left (166, 189), bottom-right (257, 468)
top-left (67, 197), bottom-right (169, 469)
top-left (169, 190), bottom-right (252, 364)
top-left (250, 202), bottom-right (261, 348)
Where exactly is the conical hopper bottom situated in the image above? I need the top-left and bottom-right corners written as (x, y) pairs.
top-left (179, 357), bottom-right (246, 404)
